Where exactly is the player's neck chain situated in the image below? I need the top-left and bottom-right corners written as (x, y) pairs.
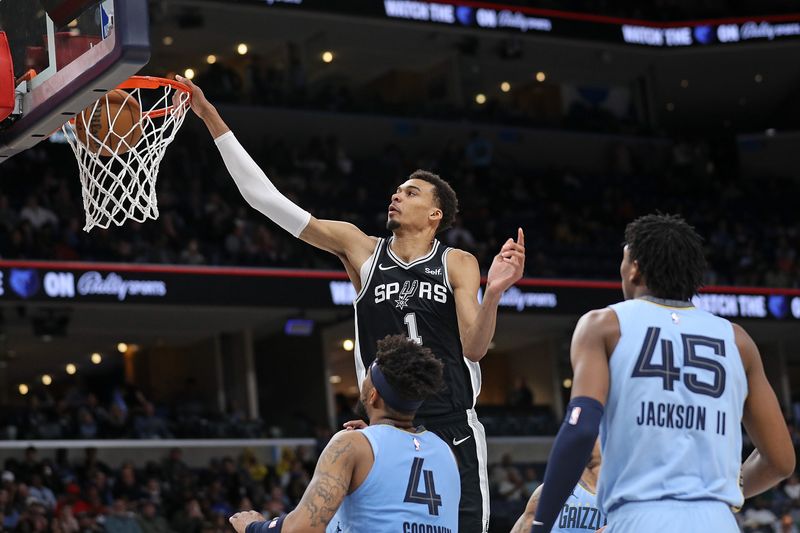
top-left (638, 294), bottom-right (693, 308)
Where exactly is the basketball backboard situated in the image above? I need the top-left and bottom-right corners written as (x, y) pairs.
top-left (0, 0), bottom-right (149, 162)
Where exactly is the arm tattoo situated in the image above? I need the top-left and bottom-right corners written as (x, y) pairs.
top-left (295, 437), bottom-right (354, 527)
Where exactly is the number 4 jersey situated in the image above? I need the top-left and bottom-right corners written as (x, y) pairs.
top-left (354, 237), bottom-right (479, 418)
top-left (598, 298), bottom-right (747, 514)
top-left (327, 425), bottom-right (461, 533)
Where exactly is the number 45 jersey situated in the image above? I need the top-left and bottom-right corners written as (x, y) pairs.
top-left (598, 298), bottom-right (748, 514)
top-left (354, 237), bottom-right (479, 419)
top-left (328, 425), bottom-right (461, 533)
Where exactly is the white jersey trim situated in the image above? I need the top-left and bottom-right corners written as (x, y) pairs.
top-left (467, 408), bottom-right (491, 533)
top-left (354, 238), bottom-right (383, 304)
top-left (442, 247), bottom-right (454, 293)
top-left (353, 238), bottom-right (383, 389)
top-left (386, 237), bottom-right (440, 269)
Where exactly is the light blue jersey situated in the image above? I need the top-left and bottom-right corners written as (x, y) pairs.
top-left (598, 298), bottom-right (747, 517)
top-left (553, 480), bottom-right (606, 532)
top-left (326, 425), bottom-right (460, 533)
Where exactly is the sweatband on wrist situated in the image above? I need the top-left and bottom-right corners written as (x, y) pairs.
top-left (531, 396), bottom-right (603, 533)
top-left (370, 360), bottom-right (424, 413)
top-left (246, 515), bottom-right (284, 533)
top-left (215, 132), bottom-right (311, 237)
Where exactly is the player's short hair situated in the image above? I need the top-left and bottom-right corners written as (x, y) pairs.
top-left (375, 334), bottom-right (444, 413)
top-left (408, 170), bottom-right (458, 233)
top-left (624, 213), bottom-right (707, 301)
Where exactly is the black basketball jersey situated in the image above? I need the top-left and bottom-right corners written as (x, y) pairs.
top-left (354, 237), bottom-right (480, 418)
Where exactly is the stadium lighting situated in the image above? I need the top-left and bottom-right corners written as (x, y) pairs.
top-left (329, 375), bottom-right (342, 384)
top-left (343, 339), bottom-right (355, 351)
top-left (42, 374), bottom-right (52, 386)
top-left (162, 36), bottom-right (174, 46)
top-left (322, 51), bottom-right (334, 63)
top-left (206, 55), bottom-right (217, 65)
top-left (237, 43), bottom-right (249, 56)
top-left (117, 342), bottom-right (129, 353)
top-left (183, 69), bottom-right (195, 80)
top-left (66, 363), bottom-right (77, 375)
top-left (535, 71), bottom-right (546, 82)
top-left (91, 353), bottom-right (102, 365)
top-left (500, 81), bottom-right (511, 93)
top-left (475, 93), bottom-right (487, 105)
top-left (562, 378), bottom-right (573, 389)
top-left (19, 384), bottom-right (29, 395)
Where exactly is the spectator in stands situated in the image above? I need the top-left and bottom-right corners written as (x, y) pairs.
top-left (51, 503), bottom-right (80, 533)
top-left (105, 499), bottom-right (142, 533)
top-left (785, 474), bottom-right (800, 503)
top-left (137, 501), bottom-right (174, 533)
top-left (0, 486), bottom-right (21, 529)
top-left (172, 498), bottom-right (205, 533)
top-left (134, 403), bottom-right (173, 439)
top-left (491, 454), bottom-right (526, 501)
top-left (507, 378), bottom-right (535, 410)
top-left (27, 474), bottom-right (56, 511)
top-left (114, 464), bottom-right (144, 502)
top-left (742, 498), bottom-right (779, 532)
top-left (523, 467), bottom-right (542, 497)
top-left (19, 195), bottom-right (57, 230)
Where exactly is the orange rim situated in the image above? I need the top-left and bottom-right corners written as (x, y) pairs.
top-left (66, 75), bottom-right (192, 125)
top-left (116, 75), bottom-right (193, 118)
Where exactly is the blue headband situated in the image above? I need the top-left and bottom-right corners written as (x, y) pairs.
top-left (369, 361), bottom-right (424, 413)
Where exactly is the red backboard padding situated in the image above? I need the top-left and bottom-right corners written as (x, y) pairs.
top-left (0, 32), bottom-right (14, 123)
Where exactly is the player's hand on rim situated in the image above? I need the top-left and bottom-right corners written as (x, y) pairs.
top-left (229, 510), bottom-right (266, 533)
top-left (175, 75), bottom-right (215, 121)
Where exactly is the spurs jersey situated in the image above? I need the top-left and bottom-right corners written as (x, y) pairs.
top-left (354, 237), bottom-right (479, 418)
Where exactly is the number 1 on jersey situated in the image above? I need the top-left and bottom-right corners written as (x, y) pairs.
top-left (404, 313), bottom-right (423, 345)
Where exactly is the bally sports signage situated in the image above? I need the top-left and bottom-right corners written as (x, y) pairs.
top-left (251, 0), bottom-right (800, 48)
top-left (0, 260), bottom-right (797, 320)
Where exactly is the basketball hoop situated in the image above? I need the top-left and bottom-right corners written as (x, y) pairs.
top-left (62, 75), bottom-right (192, 232)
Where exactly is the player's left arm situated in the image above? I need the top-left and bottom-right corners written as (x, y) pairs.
top-left (230, 431), bottom-right (365, 533)
top-left (510, 484), bottom-right (543, 533)
top-left (449, 228), bottom-right (525, 362)
top-left (531, 309), bottom-right (617, 533)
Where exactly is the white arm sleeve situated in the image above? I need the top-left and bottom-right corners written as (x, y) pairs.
top-left (214, 131), bottom-right (311, 237)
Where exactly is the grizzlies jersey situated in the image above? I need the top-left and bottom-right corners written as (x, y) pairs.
top-left (554, 481), bottom-right (606, 532)
top-left (354, 237), bottom-right (479, 418)
top-left (598, 298), bottom-right (747, 514)
top-left (328, 425), bottom-right (460, 533)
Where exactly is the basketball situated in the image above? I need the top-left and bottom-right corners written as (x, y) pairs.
top-left (73, 89), bottom-right (143, 157)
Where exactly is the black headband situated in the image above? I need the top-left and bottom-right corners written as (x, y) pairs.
top-left (369, 360), bottom-right (424, 413)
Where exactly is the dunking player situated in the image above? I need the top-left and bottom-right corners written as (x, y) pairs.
top-left (228, 335), bottom-right (460, 533)
top-left (511, 441), bottom-right (605, 533)
top-left (179, 76), bottom-right (525, 532)
top-left (531, 214), bottom-right (795, 533)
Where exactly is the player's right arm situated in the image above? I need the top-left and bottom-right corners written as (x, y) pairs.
top-left (510, 484), bottom-right (543, 533)
top-left (737, 323), bottom-right (795, 498)
top-left (230, 430), bottom-right (369, 533)
top-left (178, 76), bottom-right (377, 276)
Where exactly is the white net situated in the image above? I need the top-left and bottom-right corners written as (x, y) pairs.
top-left (62, 79), bottom-right (191, 231)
